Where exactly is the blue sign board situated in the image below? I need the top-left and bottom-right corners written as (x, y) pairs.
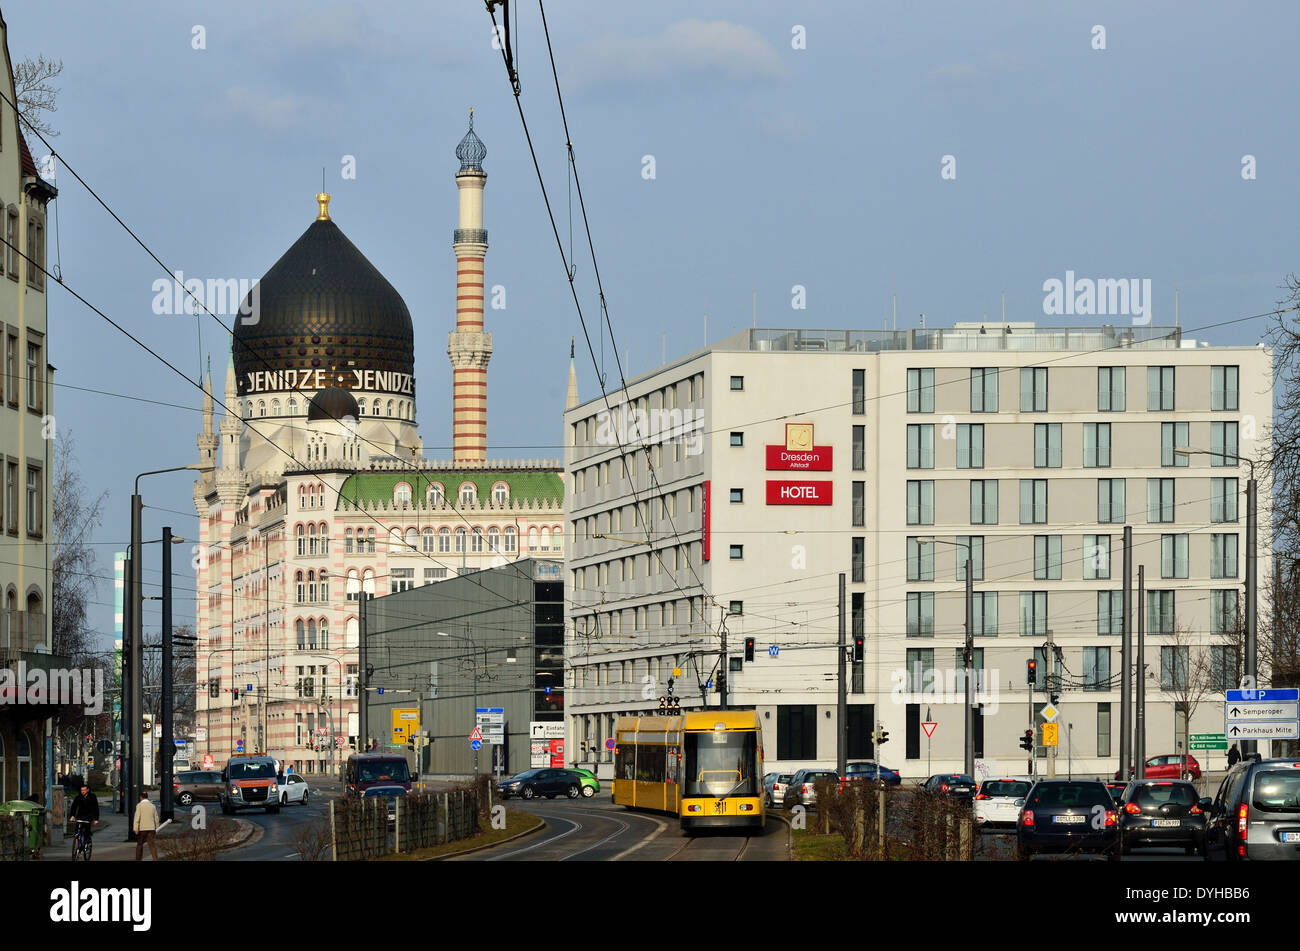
top-left (706, 680), bottom-right (713, 690)
top-left (768, 645), bottom-right (779, 657)
top-left (377, 687), bottom-right (385, 695)
top-left (605, 738), bottom-right (616, 751)
top-left (246, 684), bottom-right (253, 693)
top-left (470, 739), bottom-right (483, 751)
top-left (235, 740), bottom-right (244, 752)
top-left (1226, 688), bottom-right (1300, 702)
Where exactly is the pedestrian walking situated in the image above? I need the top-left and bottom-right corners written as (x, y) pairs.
top-left (1227, 744), bottom-right (1241, 768)
top-left (133, 792), bottom-right (159, 861)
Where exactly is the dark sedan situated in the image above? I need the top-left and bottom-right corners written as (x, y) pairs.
top-left (1119, 780), bottom-right (1210, 856)
top-left (497, 768), bottom-right (582, 800)
top-left (921, 774), bottom-right (977, 801)
top-left (1016, 779), bottom-right (1120, 861)
top-left (841, 761), bottom-right (901, 787)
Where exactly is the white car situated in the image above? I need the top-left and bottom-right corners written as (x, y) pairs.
top-left (973, 776), bottom-right (1033, 829)
top-left (278, 773), bottom-right (310, 806)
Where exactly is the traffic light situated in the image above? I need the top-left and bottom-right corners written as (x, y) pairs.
top-left (658, 695), bottom-right (667, 711)
top-left (744, 637), bottom-right (755, 662)
top-left (1026, 659), bottom-right (1037, 685)
top-left (1019, 729), bottom-right (1034, 752)
top-left (853, 635), bottom-right (865, 663)
top-left (877, 729), bottom-right (889, 746)
top-left (1050, 692), bottom-right (1061, 705)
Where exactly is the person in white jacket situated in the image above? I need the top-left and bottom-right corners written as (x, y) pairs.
top-left (134, 793), bottom-right (159, 861)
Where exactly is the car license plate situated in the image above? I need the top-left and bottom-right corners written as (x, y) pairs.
top-left (1282, 832), bottom-right (1300, 843)
top-left (1053, 814), bottom-right (1086, 824)
top-left (1152, 819), bottom-right (1181, 827)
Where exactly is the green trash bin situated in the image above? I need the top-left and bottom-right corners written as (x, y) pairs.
top-left (0, 801), bottom-right (46, 856)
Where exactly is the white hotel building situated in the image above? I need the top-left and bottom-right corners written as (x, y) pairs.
top-left (563, 324), bottom-right (1271, 778)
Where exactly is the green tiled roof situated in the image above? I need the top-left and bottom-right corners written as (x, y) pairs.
top-left (337, 470), bottom-right (563, 509)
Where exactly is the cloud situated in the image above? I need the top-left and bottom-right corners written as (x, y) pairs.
top-left (926, 53), bottom-right (1021, 99)
top-left (757, 112), bottom-right (810, 139)
top-left (564, 19), bottom-right (788, 88)
top-left (218, 86), bottom-right (312, 130)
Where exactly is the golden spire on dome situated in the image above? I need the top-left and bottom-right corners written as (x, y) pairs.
top-left (316, 192), bottom-right (331, 221)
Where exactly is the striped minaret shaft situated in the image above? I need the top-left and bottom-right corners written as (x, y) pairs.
top-left (448, 112), bottom-right (492, 464)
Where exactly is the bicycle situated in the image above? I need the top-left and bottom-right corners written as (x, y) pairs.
top-left (71, 819), bottom-right (93, 861)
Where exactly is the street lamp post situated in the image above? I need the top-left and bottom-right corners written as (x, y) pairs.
top-left (918, 539), bottom-right (975, 777)
top-left (437, 631), bottom-right (488, 776)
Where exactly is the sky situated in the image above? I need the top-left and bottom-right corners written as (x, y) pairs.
top-left (5, 0), bottom-right (1299, 651)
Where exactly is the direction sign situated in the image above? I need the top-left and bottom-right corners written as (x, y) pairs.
top-left (1227, 721), bottom-right (1300, 741)
top-left (921, 722), bottom-right (937, 738)
top-left (1190, 733), bottom-right (1228, 751)
top-left (1039, 703), bottom-right (1059, 723)
top-left (476, 707), bottom-right (505, 744)
top-left (1225, 702), bottom-right (1299, 721)
top-left (1042, 723), bottom-right (1059, 747)
top-left (1226, 688), bottom-right (1300, 703)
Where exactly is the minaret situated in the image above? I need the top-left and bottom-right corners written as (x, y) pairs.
top-left (194, 359), bottom-right (219, 510)
top-left (447, 110), bottom-right (493, 464)
top-left (566, 337), bottom-right (579, 411)
top-left (216, 353), bottom-right (248, 506)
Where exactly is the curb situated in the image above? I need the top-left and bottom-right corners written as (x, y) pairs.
top-left (766, 811), bottom-right (795, 860)
top-left (424, 814), bottom-right (548, 861)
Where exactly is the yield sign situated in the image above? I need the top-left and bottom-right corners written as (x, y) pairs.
top-left (469, 727), bottom-right (484, 742)
top-left (922, 722), bottom-right (938, 738)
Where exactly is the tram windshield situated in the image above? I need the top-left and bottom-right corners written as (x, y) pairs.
top-left (685, 731), bottom-right (758, 798)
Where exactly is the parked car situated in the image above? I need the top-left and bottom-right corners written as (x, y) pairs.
top-left (921, 774), bottom-right (977, 801)
top-left (1205, 757), bottom-right (1300, 861)
top-left (497, 768), bottom-right (582, 800)
top-left (784, 769), bottom-right (840, 809)
top-left (278, 772), bottom-right (310, 806)
top-left (363, 784), bottom-right (406, 824)
top-left (565, 767), bottom-right (600, 798)
top-left (173, 769), bottom-right (225, 806)
top-left (1114, 754), bottom-right (1201, 781)
top-left (764, 773), bottom-right (793, 808)
top-left (974, 777), bottom-right (1033, 829)
top-left (1118, 779), bottom-right (1209, 856)
top-left (841, 761), bottom-right (901, 787)
top-left (1016, 779), bottom-right (1119, 861)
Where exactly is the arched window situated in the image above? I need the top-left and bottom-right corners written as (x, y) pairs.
top-left (358, 401), bottom-right (366, 416)
top-left (322, 443), bottom-right (328, 460)
top-left (288, 397), bottom-right (297, 415)
top-left (454, 529), bottom-right (467, 554)
top-left (296, 524), bottom-right (305, 556)
top-left (346, 617), bottom-right (359, 649)
top-left (346, 570), bottom-right (359, 601)
top-left (438, 528), bottom-right (451, 553)
top-left (308, 524), bottom-right (317, 556)
top-left (295, 571), bottom-right (305, 603)
top-left (487, 527), bottom-right (500, 551)
top-left (394, 483), bottom-right (412, 506)
top-left (307, 619), bottom-right (317, 649)
top-left (459, 483), bottom-right (476, 507)
top-left (471, 528), bottom-right (484, 553)
top-left (540, 527), bottom-right (551, 551)
top-left (405, 527), bottom-right (418, 551)
top-left (428, 484), bottom-right (444, 507)
top-left (298, 486), bottom-right (306, 507)
top-left (272, 399), bottom-right (281, 416)
top-left (258, 400), bottom-right (266, 417)
top-left (493, 483), bottom-right (509, 507)
top-left (362, 570), bottom-right (375, 598)
top-left (422, 527), bottom-right (435, 552)
top-left (388, 528), bottom-right (403, 553)
top-left (308, 570), bottom-right (317, 602)
top-left (551, 525), bottom-right (563, 551)
top-left (503, 526), bottom-right (517, 553)
top-left (319, 571), bottom-right (329, 601)
top-left (296, 620), bottom-right (306, 650)
top-left (366, 528), bottom-right (376, 552)
top-left (387, 400), bottom-right (394, 417)
top-left (372, 399), bottom-right (380, 416)
top-left (528, 528), bottom-right (539, 551)
top-left (345, 529), bottom-right (354, 554)
top-left (319, 523), bottom-right (329, 554)
top-left (319, 619), bottom-right (329, 650)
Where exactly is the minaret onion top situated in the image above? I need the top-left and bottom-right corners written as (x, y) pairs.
top-left (456, 109), bottom-right (487, 173)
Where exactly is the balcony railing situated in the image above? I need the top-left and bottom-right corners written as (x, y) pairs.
top-left (718, 325), bottom-right (1187, 354)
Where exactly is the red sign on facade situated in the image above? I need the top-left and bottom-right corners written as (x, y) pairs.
top-left (765, 445), bottom-right (833, 471)
top-left (766, 480), bottom-right (833, 505)
top-left (701, 480), bottom-right (711, 561)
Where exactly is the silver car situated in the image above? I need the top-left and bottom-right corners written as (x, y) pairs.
top-left (763, 772), bottom-right (793, 808)
top-left (1206, 758), bottom-right (1300, 861)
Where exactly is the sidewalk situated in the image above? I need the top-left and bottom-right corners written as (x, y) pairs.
top-left (54, 795), bottom-right (256, 861)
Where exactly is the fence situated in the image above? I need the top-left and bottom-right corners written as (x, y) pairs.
top-left (329, 796), bottom-right (389, 861)
top-left (395, 790), bottom-right (478, 853)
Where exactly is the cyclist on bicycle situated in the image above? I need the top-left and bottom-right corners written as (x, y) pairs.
top-left (69, 784), bottom-right (100, 830)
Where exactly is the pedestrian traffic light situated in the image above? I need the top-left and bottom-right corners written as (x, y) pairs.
top-left (744, 637), bottom-right (755, 662)
top-left (853, 635), bottom-right (864, 663)
top-left (1026, 659), bottom-right (1037, 685)
top-left (1019, 729), bottom-right (1034, 751)
top-left (878, 729), bottom-right (889, 746)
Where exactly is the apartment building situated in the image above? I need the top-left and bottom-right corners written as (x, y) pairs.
top-left (563, 323), bottom-right (1271, 778)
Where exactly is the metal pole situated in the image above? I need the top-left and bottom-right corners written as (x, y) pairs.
top-left (964, 557), bottom-right (974, 777)
top-left (358, 593), bottom-right (369, 751)
top-left (120, 548), bottom-right (132, 817)
top-left (1120, 524), bottom-right (1132, 781)
top-left (718, 608), bottom-right (728, 710)
top-left (161, 527), bottom-right (175, 823)
top-left (1136, 564), bottom-right (1146, 780)
top-left (1047, 627), bottom-right (1057, 778)
top-left (129, 493), bottom-right (143, 840)
top-left (1244, 475), bottom-right (1258, 757)
top-left (837, 573), bottom-right (846, 777)
top-left (1068, 723), bottom-right (1073, 780)
top-left (264, 531), bottom-right (269, 758)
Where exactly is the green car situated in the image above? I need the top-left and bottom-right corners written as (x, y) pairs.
top-left (566, 768), bottom-right (599, 798)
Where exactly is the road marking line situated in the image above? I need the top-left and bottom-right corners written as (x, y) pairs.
top-left (612, 814), bottom-right (668, 860)
top-left (486, 813), bottom-right (578, 861)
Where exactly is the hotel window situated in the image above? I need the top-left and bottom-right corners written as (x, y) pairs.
top-left (851, 537), bottom-right (864, 584)
top-left (907, 368), bottom-right (934, 413)
top-left (730, 488), bottom-right (743, 503)
top-left (1147, 366), bottom-right (1175, 411)
top-left (1034, 423), bottom-right (1061, 468)
top-left (25, 465), bottom-right (40, 537)
top-left (1097, 703), bottom-right (1112, 757)
top-left (1020, 367), bottom-right (1048, 412)
top-left (1210, 533), bottom-right (1238, 578)
top-left (1019, 479), bottom-right (1047, 525)
top-left (1097, 591), bottom-right (1123, 635)
top-left (1097, 479), bottom-right (1126, 523)
top-left (1147, 590), bottom-right (1175, 635)
top-left (954, 648), bottom-right (986, 689)
top-left (969, 480), bottom-right (998, 525)
top-left (1083, 423), bottom-right (1110, 468)
top-left (1211, 421), bottom-right (1238, 467)
top-left (970, 368), bottom-right (998, 413)
top-left (906, 537), bottom-right (934, 582)
top-left (730, 375), bottom-right (744, 391)
top-left (1160, 534), bottom-right (1189, 579)
top-left (1211, 478), bottom-right (1238, 522)
top-left (852, 426), bottom-right (865, 470)
top-left (1160, 646), bottom-right (1189, 690)
top-left (907, 424), bottom-right (934, 469)
top-left (1211, 365), bottom-right (1239, 411)
top-left (1098, 367), bottom-right (1126, 412)
top-left (729, 601), bottom-right (744, 616)
top-left (25, 338), bottom-right (41, 412)
top-left (905, 648), bottom-right (934, 692)
top-left (1210, 646), bottom-right (1240, 692)
top-left (1082, 648), bottom-right (1111, 691)
top-left (1161, 422), bottom-right (1190, 467)
top-left (852, 481), bottom-right (865, 527)
top-left (1210, 589), bottom-right (1239, 636)
top-left (907, 481), bottom-right (934, 526)
top-left (852, 369), bottom-right (865, 415)
top-left (1019, 591), bottom-right (1047, 637)
top-left (972, 592), bottom-right (997, 637)
top-left (1083, 534), bottom-right (1111, 580)
top-left (955, 536), bottom-right (984, 581)
top-left (1033, 535), bottom-right (1062, 580)
top-left (729, 545), bottom-right (743, 560)
top-left (1146, 478), bottom-right (1175, 523)
top-left (730, 432), bottom-right (744, 447)
top-left (907, 592), bottom-right (934, 637)
top-left (956, 424), bottom-right (984, 469)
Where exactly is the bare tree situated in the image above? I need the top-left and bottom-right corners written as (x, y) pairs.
top-left (13, 55), bottom-right (62, 138)
top-left (50, 433), bottom-right (107, 662)
top-left (1164, 621), bottom-right (1217, 778)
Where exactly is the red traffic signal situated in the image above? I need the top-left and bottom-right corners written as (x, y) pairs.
top-left (853, 635), bottom-right (864, 663)
top-left (1026, 659), bottom-right (1037, 685)
top-left (744, 637), bottom-right (755, 662)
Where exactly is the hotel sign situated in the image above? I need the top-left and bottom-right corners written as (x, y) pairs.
top-left (766, 422), bottom-right (832, 470)
top-left (766, 480), bottom-right (833, 505)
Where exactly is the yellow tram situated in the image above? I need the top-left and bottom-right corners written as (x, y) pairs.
top-left (611, 710), bottom-right (765, 832)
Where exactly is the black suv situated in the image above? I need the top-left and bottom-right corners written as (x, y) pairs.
top-left (1118, 779), bottom-right (1210, 856)
top-left (1205, 757), bottom-right (1300, 861)
top-left (1016, 779), bottom-right (1119, 861)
